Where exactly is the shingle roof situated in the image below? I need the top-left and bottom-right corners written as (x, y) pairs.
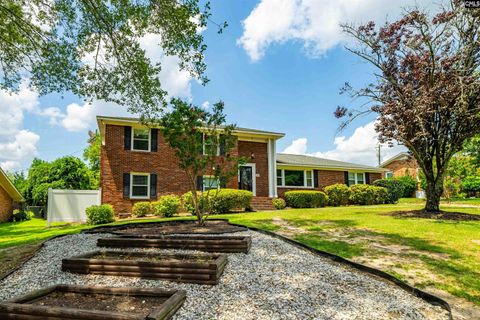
top-left (276, 153), bottom-right (386, 172)
top-left (97, 115), bottom-right (284, 137)
top-left (0, 167), bottom-right (23, 202)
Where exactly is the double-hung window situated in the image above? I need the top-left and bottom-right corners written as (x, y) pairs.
top-left (130, 173), bottom-right (150, 199)
top-left (386, 171), bottom-right (394, 179)
top-left (277, 169), bottom-right (314, 188)
top-left (132, 128), bottom-right (150, 151)
top-left (203, 176), bottom-right (220, 191)
top-left (348, 172), bottom-right (366, 185)
top-left (202, 134), bottom-right (220, 156)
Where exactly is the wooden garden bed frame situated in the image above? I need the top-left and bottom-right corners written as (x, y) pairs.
top-left (98, 235), bottom-right (252, 253)
top-left (62, 251), bottom-right (227, 285)
top-left (0, 284), bottom-right (186, 320)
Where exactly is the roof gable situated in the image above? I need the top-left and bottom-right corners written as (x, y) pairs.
top-left (0, 168), bottom-right (24, 202)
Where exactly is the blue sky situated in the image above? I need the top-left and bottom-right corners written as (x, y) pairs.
top-left (1, 0), bottom-right (443, 172)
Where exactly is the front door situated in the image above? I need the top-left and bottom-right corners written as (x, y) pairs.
top-left (239, 164), bottom-right (256, 195)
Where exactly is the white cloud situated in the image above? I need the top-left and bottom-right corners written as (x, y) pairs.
top-left (283, 138), bottom-right (307, 154)
top-left (282, 121), bottom-right (406, 166)
top-left (238, 0), bottom-right (442, 61)
top-left (0, 130), bottom-right (40, 171)
top-left (0, 82), bottom-right (41, 170)
top-left (201, 101), bottom-right (210, 110)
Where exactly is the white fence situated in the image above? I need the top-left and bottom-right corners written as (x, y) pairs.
top-left (47, 189), bottom-right (101, 226)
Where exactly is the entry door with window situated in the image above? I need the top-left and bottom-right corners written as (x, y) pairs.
top-left (239, 164), bottom-right (256, 196)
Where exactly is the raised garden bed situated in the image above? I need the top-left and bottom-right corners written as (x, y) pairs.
top-left (87, 220), bottom-right (247, 235)
top-left (98, 235), bottom-right (252, 253)
top-left (0, 284), bottom-right (186, 320)
top-left (62, 251), bottom-right (227, 285)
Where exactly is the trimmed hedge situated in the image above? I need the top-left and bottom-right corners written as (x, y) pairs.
top-left (349, 185), bottom-right (388, 205)
top-left (324, 184), bottom-right (351, 206)
top-left (132, 201), bottom-right (153, 217)
top-left (395, 175), bottom-right (417, 198)
top-left (153, 195), bottom-right (181, 217)
top-left (86, 204), bottom-right (115, 225)
top-left (373, 179), bottom-right (404, 203)
top-left (182, 189), bottom-right (253, 214)
top-left (272, 198), bottom-right (286, 210)
top-left (284, 190), bottom-right (328, 208)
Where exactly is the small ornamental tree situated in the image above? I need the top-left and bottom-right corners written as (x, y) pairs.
top-left (159, 99), bottom-right (243, 225)
top-left (337, 2), bottom-right (480, 212)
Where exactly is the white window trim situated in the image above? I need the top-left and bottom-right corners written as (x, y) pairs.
top-left (202, 175), bottom-right (220, 192)
top-left (386, 171), bottom-right (394, 179)
top-left (277, 169), bottom-right (314, 188)
top-left (348, 172), bottom-right (366, 185)
top-left (130, 172), bottom-right (150, 199)
top-left (131, 128), bottom-right (151, 152)
top-left (202, 133), bottom-right (220, 156)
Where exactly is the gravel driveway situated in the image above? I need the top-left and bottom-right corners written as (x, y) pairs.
top-left (0, 230), bottom-right (449, 320)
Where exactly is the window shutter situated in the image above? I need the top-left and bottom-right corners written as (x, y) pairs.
top-left (344, 171), bottom-right (349, 186)
top-left (365, 172), bottom-right (370, 184)
top-left (314, 170), bottom-right (319, 188)
top-left (124, 126), bottom-right (132, 150)
top-left (150, 173), bottom-right (157, 198)
top-left (220, 176), bottom-right (227, 188)
top-left (196, 176), bottom-right (203, 191)
top-left (196, 132), bottom-right (204, 155)
top-left (219, 135), bottom-right (226, 156)
top-left (123, 173), bottom-right (130, 198)
top-left (150, 129), bottom-right (158, 152)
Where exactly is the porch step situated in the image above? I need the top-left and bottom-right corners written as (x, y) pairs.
top-left (250, 197), bottom-right (276, 211)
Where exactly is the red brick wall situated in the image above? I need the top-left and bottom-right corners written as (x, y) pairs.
top-left (0, 186), bottom-right (13, 222)
top-left (100, 125), bottom-right (270, 212)
top-left (383, 158), bottom-right (418, 178)
top-left (277, 170), bottom-right (383, 197)
top-left (237, 141), bottom-right (269, 197)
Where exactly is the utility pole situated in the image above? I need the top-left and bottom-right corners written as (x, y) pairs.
top-left (376, 144), bottom-right (381, 166)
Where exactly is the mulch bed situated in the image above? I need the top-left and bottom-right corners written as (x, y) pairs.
top-left (389, 210), bottom-right (480, 221)
top-left (88, 220), bottom-right (247, 235)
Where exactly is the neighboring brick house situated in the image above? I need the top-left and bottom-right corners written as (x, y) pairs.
top-left (98, 116), bottom-right (387, 213)
top-left (380, 152), bottom-right (419, 179)
top-left (0, 167), bottom-right (24, 222)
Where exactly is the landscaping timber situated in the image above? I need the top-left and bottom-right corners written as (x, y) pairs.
top-left (62, 251), bottom-right (227, 285)
top-left (98, 235), bottom-right (252, 253)
top-left (0, 284), bottom-right (186, 320)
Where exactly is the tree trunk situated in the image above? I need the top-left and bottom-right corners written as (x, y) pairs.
top-left (424, 178), bottom-right (443, 212)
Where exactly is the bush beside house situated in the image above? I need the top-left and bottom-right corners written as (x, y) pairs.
top-left (86, 204), bottom-right (115, 225)
top-left (373, 179), bottom-right (404, 204)
top-left (284, 191), bottom-right (328, 208)
top-left (152, 195), bottom-right (181, 217)
top-left (183, 189), bottom-right (253, 214)
top-left (324, 184), bottom-right (351, 207)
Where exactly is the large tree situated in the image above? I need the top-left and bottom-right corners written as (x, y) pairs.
top-left (0, 0), bottom-right (223, 117)
top-left (337, 1), bottom-right (480, 212)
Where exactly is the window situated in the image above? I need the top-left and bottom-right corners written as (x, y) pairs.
top-left (130, 173), bottom-right (150, 198)
top-left (203, 176), bottom-right (220, 191)
top-left (132, 128), bottom-right (150, 151)
top-left (277, 169), bottom-right (314, 188)
top-left (276, 169), bottom-right (283, 186)
top-left (348, 172), bottom-right (366, 185)
top-left (202, 134), bottom-right (220, 156)
top-left (386, 171), bottom-right (393, 179)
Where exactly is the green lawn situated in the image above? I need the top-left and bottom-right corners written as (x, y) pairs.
top-left (399, 197), bottom-right (480, 206)
top-left (1, 202), bottom-right (480, 307)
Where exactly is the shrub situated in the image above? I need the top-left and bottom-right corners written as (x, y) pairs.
top-left (371, 186), bottom-right (389, 204)
top-left (153, 195), bottom-right (181, 217)
top-left (348, 185), bottom-right (387, 205)
top-left (373, 179), bottom-right (404, 204)
top-left (132, 201), bottom-right (153, 217)
top-left (209, 189), bottom-right (253, 214)
top-left (11, 209), bottom-right (34, 222)
top-left (395, 175), bottom-right (417, 197)
top-left (86, 204), bottom-right (115, 225)
top-left (284, 190), bottom-right (328, 208)
top-left (324, 184), bottom-right (351, 206)
top-left (272, 198), bottom-right (286, 210)
top-left (182, 191), bottom-right (209, 215)
top-left (462, 175), bottom-right (480, 196)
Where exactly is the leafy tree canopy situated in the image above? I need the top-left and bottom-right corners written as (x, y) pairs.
top-left (338, 1), bottom-right (480, 212)
top-left (0, 0), bottom-right (223, 117)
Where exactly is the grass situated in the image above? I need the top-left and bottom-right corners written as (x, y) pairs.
top-left (400, 197), bottom-right (480, 206)
top-left (1, 201), bottom-right (480, 306)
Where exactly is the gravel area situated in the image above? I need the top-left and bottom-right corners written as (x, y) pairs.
top-left (0, 230), bottom-right (449, 320)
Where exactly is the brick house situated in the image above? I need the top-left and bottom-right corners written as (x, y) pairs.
top-left (98, 116), bottom-right (387, 212)
top-left (0, 167), bottom-right (24, 222)
top-left (380, 152), bottom-right (419, 179)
